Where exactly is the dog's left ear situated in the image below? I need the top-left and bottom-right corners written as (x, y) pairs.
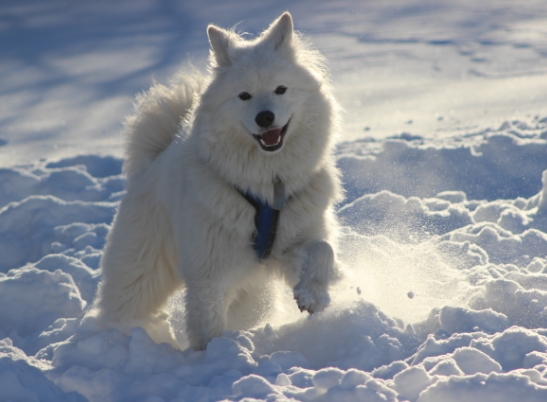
top-left (263, 12), bottom-right (293, 51)
top-left (208, 25), bottom-right (232, 67)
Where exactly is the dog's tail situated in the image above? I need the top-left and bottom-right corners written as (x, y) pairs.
top-left (123, 70), bottom-right (205, 179)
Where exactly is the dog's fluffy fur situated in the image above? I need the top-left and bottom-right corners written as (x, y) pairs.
top-left (95, 12), bottom-right (343, 350)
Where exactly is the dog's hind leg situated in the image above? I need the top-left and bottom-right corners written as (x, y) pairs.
top-left (95, 194), bottom-right (182, 346)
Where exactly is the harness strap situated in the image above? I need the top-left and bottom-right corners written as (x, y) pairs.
top-left (240, 180), bottom-right (286, 261)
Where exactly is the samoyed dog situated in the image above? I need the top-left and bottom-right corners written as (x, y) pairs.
top-left (95, 12), bottom-right (342, 350)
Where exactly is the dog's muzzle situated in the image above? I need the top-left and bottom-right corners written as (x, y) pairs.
top-left (252, 119), bottom-right (290, 152)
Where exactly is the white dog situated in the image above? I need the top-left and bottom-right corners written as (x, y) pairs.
top-left (95, 12), bottom-right (343, 350)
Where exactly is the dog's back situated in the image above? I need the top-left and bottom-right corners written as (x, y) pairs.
top-left (94, 71), bottom-right (204, 347)
top-left (123, 72), bottom-right (204, 179)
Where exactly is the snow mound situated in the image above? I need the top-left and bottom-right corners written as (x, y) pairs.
top-left (2, 122), bottom-right (547, 401)
top-left (338, 119), bottom-right (547, 202)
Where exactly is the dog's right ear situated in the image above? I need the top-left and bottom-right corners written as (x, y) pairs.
top-left (262, 12), bottom-right (294, 52)
top-left (207, 25), bottom-right (232, 67)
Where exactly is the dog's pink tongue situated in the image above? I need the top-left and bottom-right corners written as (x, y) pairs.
top-left (261, 128), bottom-right (282, 146)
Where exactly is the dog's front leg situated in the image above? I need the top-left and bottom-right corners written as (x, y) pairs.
top-left (184, 280), bottom-right (227, 350)
top-left (283, 239), bottom-right (336, 314)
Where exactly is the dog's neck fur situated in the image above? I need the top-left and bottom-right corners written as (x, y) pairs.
top-left (190, 74), bottom-right (337, 203)
top-left (191, 118), bottom-right (332, 206)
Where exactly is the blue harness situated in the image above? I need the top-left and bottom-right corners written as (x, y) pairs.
top-left (240, 180), bottom-right (286, 261)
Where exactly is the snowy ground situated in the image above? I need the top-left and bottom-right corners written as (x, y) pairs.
top-left (2, 1), bottom-right (547, 401)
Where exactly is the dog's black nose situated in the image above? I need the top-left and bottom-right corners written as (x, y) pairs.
top-left (255, 111), bottom-right (275, 128)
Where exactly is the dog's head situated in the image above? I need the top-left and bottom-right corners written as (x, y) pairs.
top-left (203, 13), bottom-right (332, 149)
top-left (195, 13), bottom-right (338, 187)
top-left (207, 13), bottom-right (303, 154)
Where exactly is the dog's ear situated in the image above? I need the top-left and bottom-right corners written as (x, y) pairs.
top-left (262, 12), bottom-right (293, 51)
top-left (207, 25), bottom-right (232, 67)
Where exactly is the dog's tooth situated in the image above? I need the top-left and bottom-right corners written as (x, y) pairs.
top-left (260, 138), bottom-right (280, 147)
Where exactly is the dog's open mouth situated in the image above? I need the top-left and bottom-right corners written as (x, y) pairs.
top-left (253, 119), bottom-right (290, 152)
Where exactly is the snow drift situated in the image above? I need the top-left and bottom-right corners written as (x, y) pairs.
top-left (2, 119), bottom-right (547, 401)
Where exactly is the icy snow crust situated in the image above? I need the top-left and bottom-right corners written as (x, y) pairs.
top-left (2, 121), bottom-right (547, 401)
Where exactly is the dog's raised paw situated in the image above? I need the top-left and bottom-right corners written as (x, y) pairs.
top-left (293, 285), bottom-right (330, 315)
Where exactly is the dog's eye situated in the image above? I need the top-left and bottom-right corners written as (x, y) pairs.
top-left (238, 92), bottom-right (252, 101)
top-left (274, 86), bottom-right (287, 95)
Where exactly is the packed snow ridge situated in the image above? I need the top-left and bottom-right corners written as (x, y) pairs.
top-left (2, 119), bottom-right (547, 401)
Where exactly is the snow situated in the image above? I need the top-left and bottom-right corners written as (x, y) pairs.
top-left (3, 122), bottom-right (547, 402)
top-left (2, 0), bottom-right (547, 401)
